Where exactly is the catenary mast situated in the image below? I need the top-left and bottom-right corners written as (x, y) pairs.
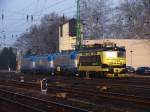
top-left (76, 0), bottom-right (82, 50)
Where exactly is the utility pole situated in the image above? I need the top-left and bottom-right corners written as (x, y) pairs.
top-left (130, 50), bottom-right (133, 67)
top-left (76, 0), bottom-right (82, 50)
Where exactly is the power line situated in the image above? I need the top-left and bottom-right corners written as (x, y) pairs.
top-left (1, 0), bottom-right (39, 16)
top-left (34, 0), bottom-right (70, 15)
top-left (33, 0), bottom-right (47, 24)
top-left (2, 0), bottom-right (76, 42)
top-left (32, 0), bottom-right (40, 17)
top-left (1, 0), bottom-right (75, 22)
top-left (1, 0), bottom-right (69, 29)
top-left (0, 0), bottom-right (39, 34)
top-left (21, 0), bottom-right (37, 12)
top-left (59, 5), bottom-right (76, 13)
top-left (1, 18), bottom-right (24, 21)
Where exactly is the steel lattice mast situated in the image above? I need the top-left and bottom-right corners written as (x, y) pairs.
top-left (76, 0), bottom-right (82, 50)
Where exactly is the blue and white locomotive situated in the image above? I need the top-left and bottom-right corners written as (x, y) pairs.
top-left (21, 52), bottom-right (78, 75)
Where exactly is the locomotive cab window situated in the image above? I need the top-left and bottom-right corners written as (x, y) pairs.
top-left (79, 55), bottom-right (101, 66)
top-left (118, 51), bottom-right (125, 58)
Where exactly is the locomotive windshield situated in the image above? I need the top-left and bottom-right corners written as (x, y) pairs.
top-left (105, 51), bottom-right (125, 58)
top-left (79, 55), bottom-right (101, 66)
top-left (105, 52), bottom-right (117, 58)
top-left (118, 51), bottom-right (126, 58)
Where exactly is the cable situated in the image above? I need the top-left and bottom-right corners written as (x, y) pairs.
top-left (1, 0), bottom-right (38, 16)
top-left (2, 18), bottom-right (25, 21)
top-left (1, 9), bottom-right (27, 16)
top-left (32, 0), bottom-right (40, 15)
top-left (33, 0), bottom-right (47, 24)
top-left (0, 1), bottom-right (39, 41)
top-left (35, 0), bottom-right (70, 15)
top-left (21, 0), bottom-right (37, 12)
top-left (2, 0), bottom-right (76, 45)
top-left (59, 5), bottom-right (76, 13)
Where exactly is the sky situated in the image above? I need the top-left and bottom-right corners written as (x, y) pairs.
top-left (0, 0), bottom-right (76, 47)
top-left (0, 0), bottom-right (119, 47)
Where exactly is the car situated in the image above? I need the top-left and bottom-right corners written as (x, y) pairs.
top-left (136, 67), bottom-right (150, 75)
top-left (126, 66), bottom-right (135, 73)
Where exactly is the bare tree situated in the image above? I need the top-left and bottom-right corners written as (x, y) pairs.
top-left (15, 13), bottom-right (67, 55)
top-left (80, 0), bottom-right (112, 39)
top-left (114, 0), bottom-right (150, 38)
top-left (108, 7), bottom-right (126, 38)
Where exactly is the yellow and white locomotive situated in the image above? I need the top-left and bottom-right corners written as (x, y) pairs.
top-left (77, 42), bottom-right (126, 77)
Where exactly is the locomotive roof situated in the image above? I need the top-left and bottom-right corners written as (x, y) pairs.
top-left (23, 46), bottom-right (125, 59)
top-left (78, 46), bottom-right (125, 53)
top-left (23, 52), bottom-right (77, 59)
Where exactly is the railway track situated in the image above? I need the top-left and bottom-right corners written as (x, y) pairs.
top-left (0, 80), bottom-right (124, 112)
top-left (1, 72), bottom-right (150, 87)
top-left (1, 72), bottom-right (150, 82)
top-left (48, 84), bottom-right (150, 108)
top-left (1, 79), bottom-right (150, 97)
top-left (0, 79), bottom-right (150, 111)
top-left (0, 88), bottom-right (92, 112)
top-left (55, 77), bottom-right (150, 86)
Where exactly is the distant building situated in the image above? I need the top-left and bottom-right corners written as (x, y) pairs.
top-left (83, 39), bottom-right (150, 69)
top-left (59, 19), bottom-right (77, 52)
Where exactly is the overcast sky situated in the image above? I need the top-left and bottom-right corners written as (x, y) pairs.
top-left (0, 0), bottom-right (119, 47)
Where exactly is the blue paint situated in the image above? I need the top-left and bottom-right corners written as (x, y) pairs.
top-left (30, 56), bottom-right (36, 61)
top-left (70, 52), bottom-right (77, 60)
top-left (47, 55), bottom-right (53, 61)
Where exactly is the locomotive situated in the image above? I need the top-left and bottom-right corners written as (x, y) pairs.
top-left (21, 42), bottom-right (126, 78)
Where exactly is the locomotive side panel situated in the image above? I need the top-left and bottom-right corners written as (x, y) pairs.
top-left (21, 57), bottom-right (35, 73)
top-left (54, 54), bottom-right (75, 69)
top-left (35, 56), bottom-right (49, 73)
top-left (53, 53), bottom-right (77, 75)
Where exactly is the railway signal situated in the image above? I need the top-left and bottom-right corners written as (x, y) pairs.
top-left (40, 78), bottom-right (47, 95)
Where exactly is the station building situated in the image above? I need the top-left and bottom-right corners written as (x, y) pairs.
top-left (59, 19), bottom-right (150, 69)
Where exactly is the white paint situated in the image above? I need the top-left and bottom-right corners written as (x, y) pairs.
top-left (50, 60), bottom-right (54, 68)
top-left (32, 61), bottom-right (36, 68)
top-left (105, 52), bottom-right (117, 58)
top-left (74, 59), bottom-right (78, 68)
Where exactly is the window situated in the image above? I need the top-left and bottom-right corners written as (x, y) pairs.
top-left (118, 51), bottom-right (126, 58)
top-left (105, 52), bottom-right (117, 58)
top-left (79, 55), bottom-right (101, 66)
top-left (60, 25), bottom-right (63, 37)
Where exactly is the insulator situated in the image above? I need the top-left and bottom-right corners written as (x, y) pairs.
top-left (27, 15), bottom-right (29, 21)
top-left (31, 15), bottom-right (33, 21)
top-left (2, 14), bottom-right (4, 20)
